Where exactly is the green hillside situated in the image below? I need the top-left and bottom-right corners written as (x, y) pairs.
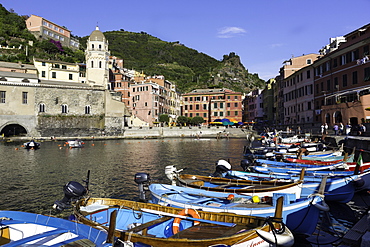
top-left (0, 4), bottom-right (265, 93)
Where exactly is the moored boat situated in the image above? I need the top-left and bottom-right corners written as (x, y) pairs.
top-left (55, 173), bottom-right (295, 247)
top-left (0, 210), bottom-right (113, 246)
top-left (165, 165), bottom-right (305, 199)
top-left (148, 182), bottom-right (328, 235)
top-left (23, 140), bottom-right (40, 150)
top-left (73, 197), bottom-right (294, 247)
top-left (66, 139), bottom-right (84, 148)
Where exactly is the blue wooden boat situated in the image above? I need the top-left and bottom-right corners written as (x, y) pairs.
top-left (225, 169), bottom-right (370, 203)
top-left (56, 173), bottom-right (295, 247)
top-left (149, 181), bottom-right (329, 235)
top-left (72, 197), bottom-right (295, 247)
top-left (165, 165), bottom-right (306, 199)
top-left (0, 210), bottom-right (113, 246)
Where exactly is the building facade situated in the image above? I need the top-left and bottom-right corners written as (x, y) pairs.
top-left (0, 27), bottom-right (131, 137)
top-left (314, 23), bottom-right (370, 129)
top-left (26, 15), bottom-right (79, 49)
top-left (182, 88), bottom-right (243, 125)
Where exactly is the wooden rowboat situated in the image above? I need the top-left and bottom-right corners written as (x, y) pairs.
top-left (73, 197), bottom-right (294, 247)
top-left (166, 165), bottom-right (305, 199)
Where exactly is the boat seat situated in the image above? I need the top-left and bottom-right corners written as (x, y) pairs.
top-left (0, 226), bottom-right (10, 245)
top-left (126, 216), bottom-right (172, 235)
top-left (169, 224), bottom-right (246, 239)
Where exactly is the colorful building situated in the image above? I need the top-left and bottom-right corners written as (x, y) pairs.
top-left (182, 88), bottom-right (243, 125)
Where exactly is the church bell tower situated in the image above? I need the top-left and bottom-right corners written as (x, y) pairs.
top-left (85, 26), bottom-right (110, 88)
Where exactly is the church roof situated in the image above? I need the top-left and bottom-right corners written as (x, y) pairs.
top-left (89, 26), bottom-right (105, 41)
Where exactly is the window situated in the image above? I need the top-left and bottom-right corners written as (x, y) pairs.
top-left (69, 74), bottom-right (73, 80)
top-left (54, 64), bottom-right (60, 68)
top-left (234, 103), bottom-right (238, 107)
top-left (214, 103), bottom-right (217, 108)
top-left (52, 72), bottom-right (56, 78)
top-left (91, 61), bottom-right (94, 68)
top-left (42, 62), bottom-right (46, 66)
top-left (235, 111), bottom-right (238, 116)
top-left (343, 74), bottom-right (348, 87)
top-left (61, 104), bottom-right (68, 113)
top-left (203, 104), bottom-right (207, 110)
top-left (227, 111), bottom-right (230, 116)
top-left (22, 92), bottom-right (28, 104)
top-left (220, 112), bottom-right (224, 117)
top-left (227, 103), bottom-right (230, 107)
top-left (39, 103), bottom-right (45, 112)
top-left (333, 58), bottom-right (338, 68)
top-left (62, 65), bottom-right (67, 69)
top-left (352, 71), bottom-right (358, 84)
top-left (306, 70), bottom-right (311, 79)
top-left (326, 80), bottom-right (331, 91)
top-left (214, 112), bottom-right (218, 116)
top-left (99, 61), bottom-right (102, 68)
top-left (0, 91), bottom-right (5, 103)
top-left (85, 105), bottom-right (91, 114)
top-left (307, 59), bottom-right (312, 64)
top-left (41, 71), bottom-right (46, 77)
top-left (196, 105), bottom-right (199, 110)
top-left (220, 103), bottom-right (223, 108)
top-left (234, 96), bottom-right (238, 100)
top-left (203, 113), bottom-right (207, 118)
top-left (184, 105), bottom-right (188, 110)
top-left (364, 67), bottom-right (370, 81)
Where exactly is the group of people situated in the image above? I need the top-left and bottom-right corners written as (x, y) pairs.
top-left (321, 122), bottom-right (367, 136)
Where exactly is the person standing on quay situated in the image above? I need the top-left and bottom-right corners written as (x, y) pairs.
top-left (333, 123), bottom-right (339, 135)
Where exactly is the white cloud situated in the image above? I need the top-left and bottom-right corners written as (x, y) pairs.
top-left (217, 27), bottom-right (246, 38)
top-left (270, 43), bottom-right (283, 48)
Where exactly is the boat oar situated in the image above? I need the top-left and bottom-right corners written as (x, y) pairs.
top-left (140, 208), bottom-right (236, 227)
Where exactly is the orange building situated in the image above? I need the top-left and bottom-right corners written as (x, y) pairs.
top-left (26, 15), bottom-right (79, 49)
top-left (182, 88), bottom-right (243, 125)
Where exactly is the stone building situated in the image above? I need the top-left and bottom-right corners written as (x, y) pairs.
top-left (0, 27), bottom-right (131, 137)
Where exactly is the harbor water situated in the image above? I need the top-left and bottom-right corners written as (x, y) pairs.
top-left (0, 137), bottom-right (369, 246)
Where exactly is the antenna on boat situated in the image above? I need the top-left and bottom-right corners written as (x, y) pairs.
top-left (83, 170), bottom-right (90, 193)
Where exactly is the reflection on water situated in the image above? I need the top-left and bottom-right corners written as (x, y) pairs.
top-left (0, 138), bottom-right (247, 214)
top-left (1, 138), bottom-right (369, 246)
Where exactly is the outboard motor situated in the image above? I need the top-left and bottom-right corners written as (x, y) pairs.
top-left (212, 159), bottom-right (231, 177)
top-left (240, 158), bottom-right (254, 171)
top-left (165, 165), bottom-right (184, 185)
top-left (53, 181), bottom-right (87, 212)
top-left (134, 173), bottom-right (151, 202)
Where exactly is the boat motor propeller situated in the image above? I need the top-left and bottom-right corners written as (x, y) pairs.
top-left (53, 181), bottom-right (87, 212)
top-left (134, 173), bottom-right (151, 202)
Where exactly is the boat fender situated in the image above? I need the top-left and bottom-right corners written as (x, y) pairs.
top-left (172, 208), bottom-right (200, 234)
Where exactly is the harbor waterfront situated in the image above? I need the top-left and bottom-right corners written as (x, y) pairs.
top-left (1, 136), bottom-right (370, 246)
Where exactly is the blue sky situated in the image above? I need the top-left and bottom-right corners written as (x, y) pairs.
top-left (2, 0), bottom-right (370, 80)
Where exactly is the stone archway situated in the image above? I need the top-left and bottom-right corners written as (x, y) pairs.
top-left (325, 113), bottom-right (331, 125)
top-left (0, 124), bottom-right (28, 137)
top-left (333, 111), bottom-right (342, 124)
